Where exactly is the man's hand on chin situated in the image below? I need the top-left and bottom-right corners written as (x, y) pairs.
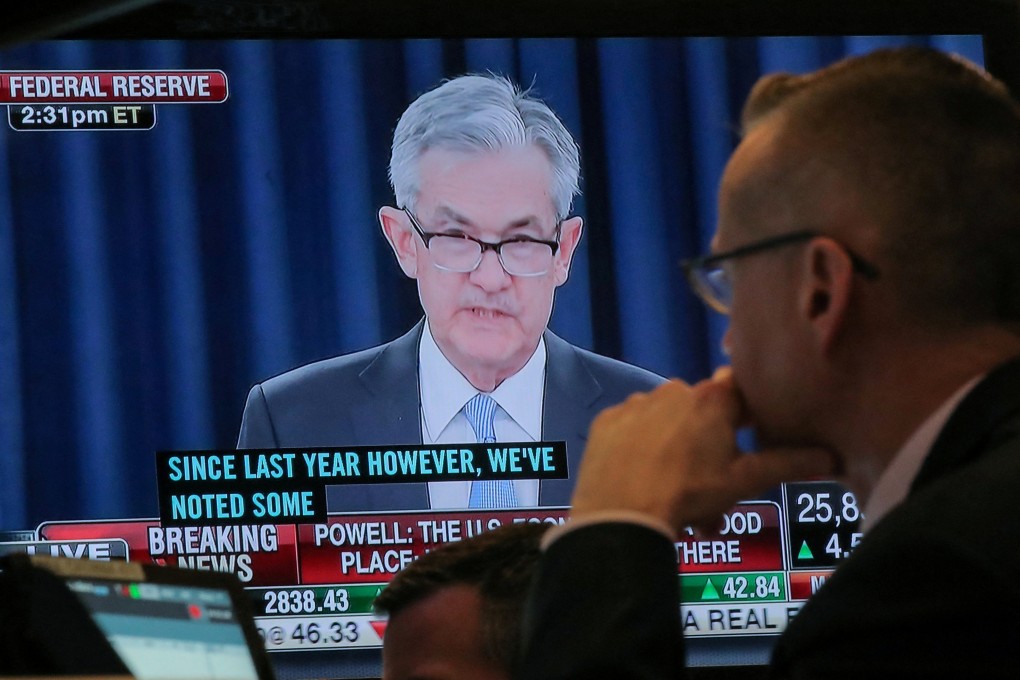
top-left (569, 367), bottom-right (837, 537)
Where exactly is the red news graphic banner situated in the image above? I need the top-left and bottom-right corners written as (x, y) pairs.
top-left (788, 570), bottom-right (835, 600)
top-left (677, 502), bottom-right (783, 574)
top-left (37, 503), bottom-right (782, 589)
top-left (0, 71), bottom-right (228, 104)
top-left (39, 520), bottom-right (299, 586)
top-left (298, 510), bottom-right (569, 584)
top-left (37, 511), bottom-right (569, 588)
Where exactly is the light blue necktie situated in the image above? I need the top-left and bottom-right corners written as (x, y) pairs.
top-left (464, 393), bottom-right (518, 508)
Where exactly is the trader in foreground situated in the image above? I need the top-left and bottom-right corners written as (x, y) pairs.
top-left (519, 47), bottom-right (1020, 678)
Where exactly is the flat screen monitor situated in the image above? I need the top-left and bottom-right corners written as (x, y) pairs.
top-left (0, 553), bottom-right (276, 680)
top-left (1, 1), bottom-right (1018, 678)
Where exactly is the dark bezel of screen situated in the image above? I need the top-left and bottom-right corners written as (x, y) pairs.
top-left (3, 0), bottom-right (1019, 96)
top-left (3, 2), bottom-right (1018, 680)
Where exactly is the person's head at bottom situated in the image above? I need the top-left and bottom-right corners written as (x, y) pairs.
top-left (375, 521), bottom-right (550, 680)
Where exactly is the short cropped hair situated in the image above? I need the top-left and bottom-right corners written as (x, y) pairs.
top-left (388, 74), bottom-right (581, 221)
top-left (374, 521), bottom-right (550, 674)
top-left (741, 47), bottom-right (1020, 329)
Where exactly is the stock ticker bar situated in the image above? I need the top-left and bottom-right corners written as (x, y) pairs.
top-left (677, 501), bottom-right (799, 637)
top-left (15, 482), bottom-right (862, 649)
top-left (784, 481), bottom-right (864, 570)
top-left (789, 571), bottom-right (836, 600)
top-left (680, 572), bottom-right (787, 604)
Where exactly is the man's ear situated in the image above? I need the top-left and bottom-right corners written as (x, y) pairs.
top-left (552, 216), bottom-right (583, 286)
top-left (379, 206), bottom-right (419, 278)
top-left (799, 237), bottom-right (855, 354)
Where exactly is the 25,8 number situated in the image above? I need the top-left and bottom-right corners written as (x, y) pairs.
top-left (796, 491), bottom-right (861, 526)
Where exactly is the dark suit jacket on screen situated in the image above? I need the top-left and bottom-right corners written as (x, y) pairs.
top-left (238, 320), bottom-right (665, 511)
top-left (518, 358), bottom-right (1020, 679)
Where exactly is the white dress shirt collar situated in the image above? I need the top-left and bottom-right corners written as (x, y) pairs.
top-left (418, 320), bottom-right (545, 441)
top-left (861, 374), bottom-right (983, 532)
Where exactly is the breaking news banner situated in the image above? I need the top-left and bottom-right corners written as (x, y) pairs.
top-left (35, 519), bottom-right (299, 586)
top-left (154, 443), bottom-right (568, 526)
top-left (35, 510), bottom-right (567, 587)
top-left (31, 500), bottom-right (810, 649)
top-left (0, 70), bottom-right (228, 131)
top-left (33, 509), bottom-right (571, 651)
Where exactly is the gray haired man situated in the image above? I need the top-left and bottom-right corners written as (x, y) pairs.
top-left (238, 74), bottom-right (663, 511)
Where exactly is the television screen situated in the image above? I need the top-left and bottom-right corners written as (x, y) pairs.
top-left (2, 2), bottom-right (1018, 678)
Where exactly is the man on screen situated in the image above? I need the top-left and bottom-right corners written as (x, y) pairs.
top-left (238, 74), bottom-right (663, 511)
top-left (518, 48), bottom-right (1020, 678)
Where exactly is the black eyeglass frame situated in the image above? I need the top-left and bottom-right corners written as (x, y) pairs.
top-left (402, 207), bottom-right (562, 277)
top-left (681, 230), bottom-right (880, 314)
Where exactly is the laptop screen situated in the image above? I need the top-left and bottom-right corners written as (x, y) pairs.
top-left (69, 576), bottom-right (260, 680)
top-left (0, 554), bottom-right (276, 680)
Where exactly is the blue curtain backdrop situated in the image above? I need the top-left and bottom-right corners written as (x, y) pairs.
top-left (0, 35), bottom-right (982, 529)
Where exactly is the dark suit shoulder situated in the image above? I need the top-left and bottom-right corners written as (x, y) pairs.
top-left (875, 433), bottom-right (1020, 573)
top-left (557, 340), bottom-right (667, 394)
top-left (253, 322), bottom-right (421, 404)
top-left (255, 343), bottom-right (389, 401)
top-left (237, 324), bottom-right (422, 449)
top-left (237, 343), bottom-right (396, 449)
top-left (773, 423), bottom-right (1020, 678)
top-left (519, 523), bottom-right (684, 680)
